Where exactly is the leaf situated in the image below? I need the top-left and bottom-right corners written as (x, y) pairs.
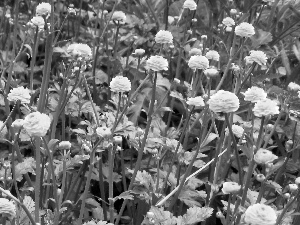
top-left (86, 198), bottom-right (101, 208)
top-left (19, 196), bottom-right (35, 225)
top-left (280, 42), bottom-right (291, 76)
top-left (112, 191), bottom-right (134, 202)
top-left (250, 29), bottom-right (273, 48)
top-left (182, 206), bottom-right (213, 224)
top-left (265, 180), bottom-right (282, 194)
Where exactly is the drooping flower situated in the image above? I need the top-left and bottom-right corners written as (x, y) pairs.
top-left (186, 96), bottom-right (205, 107)
top-left (111, 11), bottom-right (126, 23)
top-left (225, 124), bottom-right (244, 138)
top-left (29, 16), bottom-right (45, 29)
top-left (23, 112), bottom-right (51, 137)
top-left (7, 86), bottom-right (31, 104)
top-left (133, 49), bottom-right (145, 56)
top-left (66, 43), bottom-right (92, 59)
top-left (235, 22), bottom-right (255, 37)
top-left (288, 82), bottom-right (300, 91)
top-left (245, 50), bottom-right (268, 66)
top-left (253, 99), bottom-right (279, 117)
top-left (109, 76), bottom-right (131, 93)
top-left (204, 68), bottom-right (219, 77)
top-left (146, 55), bottom-right (169, 71)
top-left (244, 86), bottom-right (267, 103)
top-left (188, 55), bottom-right (209, 70)
top-left (96, 126), bottom-right (112, 138)
top-left (155, 30), bottom-right (173, 44)
top-left (222, 181), bottom-right (241, 194)
top-left (208, 90), bottom-right (240, 113)
top-left (183, 0), bottom-right (197, 10)
top-left (222, 17), bottom-right (235, 27)
top-left (205, 50), bottom-right (220, 61)
top-left (36, 2), bottom-right (51, 17)
top-left (254, 148), bottom-right (278, 165)
top-left (0, 198), bottom-right (16, 220)
top-left (0, 121), bottom-right (8, 138)
top-left (243, 203), bottom-right (277, 225)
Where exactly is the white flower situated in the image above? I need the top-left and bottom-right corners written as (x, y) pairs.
top-left (96, 126), bottom-right (112, 138)
top-left (230, 9), bottom-right (238, 15)
top-left (244, 86), bottom-right (267, 103)
top-left (0, 198), bottom-right (16, 220)
top-left (186, 96), bottom-right (205, 107)
top-left (225, 26), bottom-right (233, 32)
top-left (189, 48), bottom-right (202, 56)
top-left (36, 2), bottom-right (51, 17)
top-left (243, 203), bottom-right (277, 225)
top-left (208, 90), bottom-right (240, 113)
top-left (245, 50), bottom-right (268, 66)
top-left (204, 68), bottom-right (219, 77)
top-left (0, 121), bottom-right (8, 138)
top-left (23, 112), bottom-right (51, 137)
top-left (235, 22), bottom-right (255, 37)
top-left (112, 11), bottom-right (126, 23)
top-left (183, 0), bottom-right (197, 10)
top-left (29, 16), bottom-right (45, 29)
top-left (110, 76), bottom-right (131, 93)
top-left (205, 50), bottom-right (220, 61)
top-left (67, 43), bottom-right (92, 59)
top-left (146, 55), bottom-right (169, 71)
top-left (11, 119), bottom-right (25, 129)
top-left (288, 184), bottom-right (298, 191)
top-left (188, 55), bottom-right (209, 70)
top-left (134, 49), bottom-right (145, 56)
top-left (225, 124), bottom-right (244, 138)
top-left (254, 149), bottom-right (278, 165)
top-left (155, 30), bottom-right (173, 44)
top-left (222, 17), bottom-right (235, 27)
top-left (168, 16), bottom-right (175, 24)
top-left (58, 141), bottom-right (72, 150)
top-left (288, 82), bottom-right (300, 91)
top-left (295, 177), bottom-right (300, 185)
top-left (222, 182), bottom-right (241, 194)
top-left (253, 99), bottom-right (279, 117)
top-left (7, 86), bottom-right (31, 104)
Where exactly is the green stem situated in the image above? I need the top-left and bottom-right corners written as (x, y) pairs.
top-left (109, 146), bottom-right (116, 223)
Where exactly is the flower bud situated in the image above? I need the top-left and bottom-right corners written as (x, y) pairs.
top-left (256, 174), bottom-right (265, 182)
top-left (187, 30), bottom-right (192, 34)
top-left (230, 9), bottom-right (237, 15)
top-left (295, 177), bottom-right (300, 185)
top-left (147, 211), bottom-right (154, 218)
top-left (283, 193), bottom-right (290, 199)
top-left (225, 26), bottom-right (232, 32)
top-left (285, 140), bottom-right (293, 151)
top-left (201, 35), bottom-right (207, 40)
top-left (96, 126), bottom-right (112, 138)
top-left (289, 184), bottom-right (298, 192)
top-left (192, 18), bottom-right (197, 23)
top-left (136, 128), bottom-right (144, 137)
top-left (113, 136), bottom-right (123, 145)
top-left (58, 141), bottom-right (72, 150)
top-left (216, 212), bottom-right (224, 218)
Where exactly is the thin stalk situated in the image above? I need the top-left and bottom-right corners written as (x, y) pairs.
top-left (34, 138), bottom-right (42, 223)
top-left (225, 194), bottom-right (233, 225)
top-left (109, 146), bottom-right (116, 223)
top-left (58, 151), bottom-right (68, 208)
top-left (98, 154), bottom-right (108, 221)
top-left (276, 191), bottom-right (300, 225)
top-left (29, 27), bottom-right (40, 91)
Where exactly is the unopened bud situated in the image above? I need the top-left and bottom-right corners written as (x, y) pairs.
top-left (113, 136), bottom-right (123, 145)
top-left (256, 174), bottom-right (265, 182)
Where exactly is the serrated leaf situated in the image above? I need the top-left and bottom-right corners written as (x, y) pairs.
top-left (250, 29), bottom-right (273, 48)
top-left (182, 206), bottom-right (213, 224)
top-left (112, 191), bottom-right (134, 202)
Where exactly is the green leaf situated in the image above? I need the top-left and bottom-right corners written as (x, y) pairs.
top-left (250, 29), bottom-right (273, 48)
top-left (182, 206), bottom-right (213, 224)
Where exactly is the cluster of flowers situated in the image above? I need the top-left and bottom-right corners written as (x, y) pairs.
top-left (27, 2), bottom-right (52, 29)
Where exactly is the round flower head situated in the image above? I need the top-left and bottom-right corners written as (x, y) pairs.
top-left (225, 26), bottom-right (233, 32)
top-left (29, 16), bottom-right (45, 29)
top-left (189, 48), bottom-right (202, 56)
top-left (112, 11), bottom-right (126, 23)
top-left (222, 181), bottom-right (241, 194)
top-left (155, 30), bottom-right (173, 44)
top-left (222, 17), bottom-right (235, 27)
top-left (235, 22), bottom-right (255, 37)
top-left (0, 121), bottom-right (8, 138)
top-left (245, 50), bottom-right (268, 66)
top-left (243, 203), bottom-right (277, 225)
top-left (133, 49), bottom-right (145, 56)
top-left (23, 112), bottom-right (51, 137)
top-left (208, 90), bottom-right (240, 113)
top-left (253, 98), bottom-right (279, 117)
top-left (244, 86), bottom-right (267, 103)
top-left (7, 86), bottom-right (31, 104)
top-left (204, 68), bottom-right (219, 77)
top-left (188, 55), bottom-right (209, 70)
top-left (146, 55), bottom-right (168, 71)
top-left (110, 76), bottom-right (131, 93)
top-left (183, 0), bottom-right (197, 10)
top-left (230, 9), bottom-right (238, 15)
top-left (0, 198), bottom-right (16, 220)
top-left (96, 126), bottom-right (112, 138)
top-left (67, 43), bottom-right (92, 59)
top-left (225, 124), bottom-right (244, 138)
top-left (186, 96), bottom-right (205, 107)
top-left (289, 184), bottom-right (298, 191)
top-left (58, 141), bottom-right (72, 150)
top-left (36, 2), bottom-right (51, 17)
top-left (205, 50), bottom-right (220, 61)
top-left (288, 82), bottom-right (300, 91)
top-left (254, 148), bottom-right (278, 165)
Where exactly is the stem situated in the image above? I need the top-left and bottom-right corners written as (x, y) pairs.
top-left (109, 146), bottom-right (116, 223)
top-left (98, 154), bottom-right (108, 221)
top-left (34, 138), bottom-right (41, 223)
top-left (29, 27), bottom-right (40, 91)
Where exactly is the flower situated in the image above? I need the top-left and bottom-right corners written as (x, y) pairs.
top-left (155, 30), bottom-right (173, 44)
top-left (205, 50), bottom-right (220, 61)
top-left (243, 203), bottom-right (277, 225)
top-left (133, 49), bottom-right (145, 56)
top-left (29, 16), bottom-right (45, 29)
top-left (225, 124), bottom-right (244, 138)
top-left (0, 121), bottom-right (8, 138)
top-left (295, 177), bottom-right (300, 185)
top-left (58, 141), bottom-right (72, 150)
top-left (288, 184), bottom-right (298, 191)
top-left (186, 96), bottom-right (205, 107)
top-left (222, 182), bottom-right (241, 194)
top-left (11, 119), bottom-right (25, 129)
top-left (254, 148), bottom-right (278, 165)
top-left (235, 22), bottom-right (255, 37)
top-left (222, 17), bottom-right (235, 27)
top-left (244, 86), bottom-right (267, 103)
top-left (146, 55), bottom-right (168, 71)
top-left (230, 9), bottom-right (238, 15)
top-left (67, 43), bottom-right (92, 59)
top-left (23, 112), bottom-right (51, 137)
top-left (188, 55), bottom-right (209, 70)
top-left (208, 90), bottom-right (240, 113)
top-left (0, 198), bottom-right (16, 220)
top-left (112, 11), bottom-right (126, 23)
top-left (245, 50), bottom-right (268, 66)
top-left (96, 126), bottom-right (112, 138)
top-left (7, 86), bottom-right (31, 104)
top-left (225, 26), bottom-right (233, 32)
top-left (253, 99), bottom-right (279, 117)
top-left (168, 16), bottom-right (175, 24)
top-left (189, 48), bottom-right (202, 56)
top-left (36, 2), bottom-right (51, 17)
top-left (288, 82), bottom-right (300, 91)
top-left (183, 0), bottom-right (197, 10)
top-left (204, 68), bottom-right (219, 77)
top-left (256, 174), bottom-right (266, 182)
top-left (110, 76), bottom-right (131, 92)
